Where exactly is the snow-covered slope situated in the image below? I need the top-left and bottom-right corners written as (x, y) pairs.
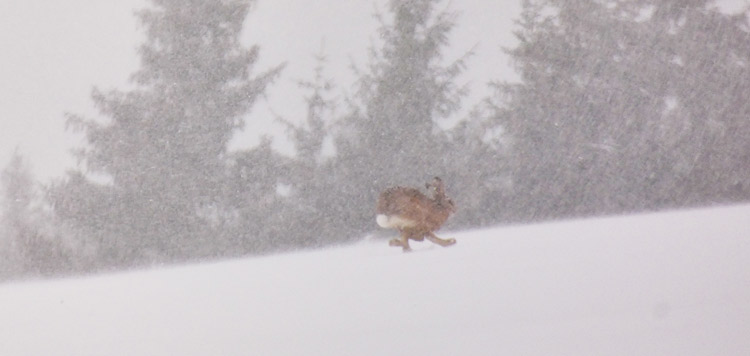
top-left (1, 205), bottom-right (748, 356)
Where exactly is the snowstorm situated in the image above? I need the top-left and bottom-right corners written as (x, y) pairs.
top-left (1, 0), bottom-right (749, 354)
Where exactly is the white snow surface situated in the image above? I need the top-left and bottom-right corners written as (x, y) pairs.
top-left (1, 205), bottom-right (749, 355)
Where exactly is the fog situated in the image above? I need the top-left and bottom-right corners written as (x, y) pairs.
top-left (1, 0), bottom-right (749, 279)
top-left (1, 1), bottom-right (749, 354)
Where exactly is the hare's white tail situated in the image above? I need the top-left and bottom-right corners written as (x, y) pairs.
top-left (376, 214), bottom-right (417, 229)
top-left (376, 214), bottom-right (389, 228)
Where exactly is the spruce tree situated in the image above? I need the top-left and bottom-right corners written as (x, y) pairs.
top-left (331, 0), bottom-right (470, 238)
top-left (50, 0), bottom-right (281, 266)
top-left (1, 151), bottom-right (73, 277)
top-left (0, 151), bottom-right (34, 277)
top-left (282, 50), bottom-right (337, 166)
top-left (641, 0), bottom-right (750, 204)
top-left (277, 51), bottom-right (342, 247)
top-left (491, 0), bottom-right (750, 221)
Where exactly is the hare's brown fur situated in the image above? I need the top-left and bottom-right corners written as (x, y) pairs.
top-left (376, 177), bottom-right (456, 251)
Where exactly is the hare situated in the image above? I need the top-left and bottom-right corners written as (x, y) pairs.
top-left (376, 177), bottom-right (456, 252)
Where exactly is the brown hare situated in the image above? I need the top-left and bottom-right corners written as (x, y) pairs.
top-left (376, 177), bottom-right (456, 252)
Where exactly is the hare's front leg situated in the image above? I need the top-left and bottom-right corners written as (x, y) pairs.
top-left (426, 232), bottom-right (456, 247)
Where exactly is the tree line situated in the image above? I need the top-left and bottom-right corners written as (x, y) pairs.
top-left (2, 0), bottom-right (749, 280)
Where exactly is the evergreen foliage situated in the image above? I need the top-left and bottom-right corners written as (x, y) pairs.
top-left (490, 0), bottom-right (750, 221)
top-left (1, 151), bottom-right (76, 279)
top-left (5, 0), bottom-right (750, 279)
top-left (49, 0), bottom-right (282, 267)
top-left (330, 0), bottom-right (477, 237)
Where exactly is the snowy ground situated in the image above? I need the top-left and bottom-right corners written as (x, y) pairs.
top-left (1, 205), bottom-right (748, 356)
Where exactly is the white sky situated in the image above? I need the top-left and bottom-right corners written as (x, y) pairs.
top-left (0, 0), bottom-right (520, 183)
top-left (0, 0), bottom-right (746, 183)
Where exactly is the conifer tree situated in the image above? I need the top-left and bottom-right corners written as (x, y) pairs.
top-left (0, 151), bottom-right (34, 277)
top-left (278, 50), bottom-right (344, 246)
top-left (491, 0), bottom-right (750, 221)
top-left (331, 0), bottom-right (470, 237)
top-left (2, 151), bottom-right (73, 277)
top-left (50, 0), bottom-right (281, 266)
top-left (282, 51), bottom-right (337, 166)
top-left (639, 0), bottom-right (750, 203)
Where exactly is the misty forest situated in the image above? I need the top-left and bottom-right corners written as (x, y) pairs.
top-left (1, 0), bottom-right (749, 280)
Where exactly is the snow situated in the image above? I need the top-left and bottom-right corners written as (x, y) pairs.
top-left (1, 204), bottom-right (748, 355)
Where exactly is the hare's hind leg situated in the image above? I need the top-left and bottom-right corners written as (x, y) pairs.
top-left (388, 229), bottom-right (412, 252)
top-left (426, 232), bottom-right (456, 247)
